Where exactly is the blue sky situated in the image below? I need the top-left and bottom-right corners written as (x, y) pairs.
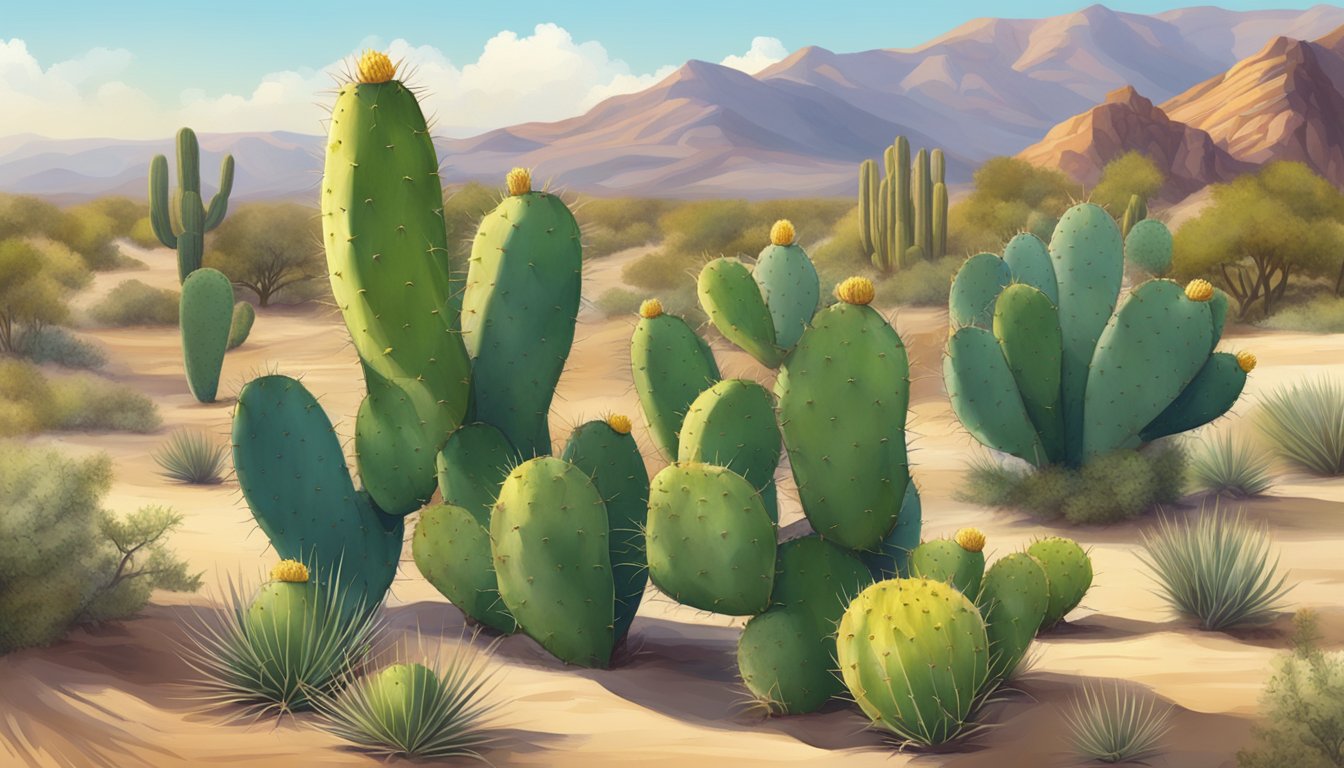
top-left (0, 1), bottom-right (1320, 139)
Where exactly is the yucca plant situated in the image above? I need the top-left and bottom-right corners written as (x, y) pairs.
top-left (153, 429), bottom-right (228, 484)
top-left (180, 563), bottom-right (381, 716)
top-left (1258, 377), bottom-right (1344, 477)
top-left (1188, 432), bottom-right (1274, 498)
top-left (1064, 680), bottom-right (1172, 764)
top-left (1139, 505), bottom-right (1292, 631)
top-left (312, 640), bottom-right (500, 760)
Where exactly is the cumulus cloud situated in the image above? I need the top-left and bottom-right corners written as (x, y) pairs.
top-left (0, 26), bottom-right (785, 140)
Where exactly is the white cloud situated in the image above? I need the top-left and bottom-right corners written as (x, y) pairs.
top-left (0, 27), bottom-right (784, 140)
top-left (719, 36), bottom-right (789, 74)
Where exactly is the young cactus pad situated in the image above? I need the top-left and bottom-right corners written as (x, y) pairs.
top-left (977, 552), bottom-right (1049, 682)
top-left (909, 529), bottom-right (987, 597)
top-left (677, 379), bottom-right (782, 521)
top-left (227, 301), bottom-right (255, 350)
top-left (1027, 536), bottom-right (1093, 630)
top-left (698, 256), bottom-right (782, 368)
top-left (752, 220), bottom-right (820, 351)
top-left (630, 302), bottom-right (720, 460)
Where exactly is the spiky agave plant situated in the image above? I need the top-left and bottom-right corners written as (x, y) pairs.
top-left (1188, 431), bottom-right (1274, 498)
top-left (1064, 680), bottom-right (1173, 764)
top-left (153, 429), bottom-right (229, 484)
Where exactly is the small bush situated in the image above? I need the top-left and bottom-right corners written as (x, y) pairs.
top-left (961, 444), bottom-right (1186, 524)
top-left (1139, 505), bottom-right (1291, 630)
top-left (0, 358), bottom-right (57, 436)
top-left (1259, 293), bottom-right (1344, 334)
top-left (154, 430), bottom-right (228, 484)
top-left (89, 279), bottom-right (180, 326)
top-left (49, 374), bottom-right (160, 433)
top-left (1064, 680), bottom-right (1172, 764)
top-left (595, 287), bottom-right (644, 318)
top-left (884, 256), bottom-right (961, 306)
top-left (1188, 432), bottom-right (1274, 498)
top-left (1238, 610), bottom-right (1344, 768)
top-left (622, 248), bottom-right (703, 291)
top-left (578, 197), bottom-right (672, 258)
top-left (1258, 378), bottom-right (1344, 476)
top-left (16, 325), bottom-right (106, 370)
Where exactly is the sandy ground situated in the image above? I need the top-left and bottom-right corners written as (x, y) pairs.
top-left (3, 241), bottom-right (1343, 768)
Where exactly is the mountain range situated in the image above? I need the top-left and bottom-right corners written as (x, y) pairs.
top-left (4, 4), bottom-right (1344, 202)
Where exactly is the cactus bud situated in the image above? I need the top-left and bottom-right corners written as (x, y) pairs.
top-left (954, 527), bottom-right (986, 553)
top-left (1236, 351), bottom-right (1257, 373)
top-left (270, 559), bottom-right (310, 583)
top-left (639, 298), bottom-right (664, 319)
top-left (770, 219), bottom-right (796, 246)
top-left (1184, 279), bottom-right (1214, 302)
top-left (606, 413), bottom-right (633, 435)
top-left (834, 276), bottom-right (875, 306)
top-left (506, 167), bottom-right (532, 196)
top-left (356, 50), bottom-right (396, 84)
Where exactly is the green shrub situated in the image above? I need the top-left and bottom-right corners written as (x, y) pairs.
top-left (1139, 505), bottom-right (1291, 630)
top-left (961, 444), bottom-right (1186, 524)
top-left (1239, 610), bottom-right (1344, 768)
top-left (0, 359), bottom-right (56, 436)
top-left (0, 442), bottom-right (200, 653)
top-left (49, 374), bottom-right (160, 433)
top-left (1258, 378), bottom-right (1344, 477)
top-left (622, 248), bottom-right (703, 291)
top-left (16, 325), bottom-right (107, 370)
top-left (885, 256), bottom-right (961, 306)
top-left (1258, 293), bottom-right (1344, 333)
top-left (577, 197), bottom-right (672, 258)
top-left (1188, 432), bottom-right (1274, 498)
top-left (153, 430), bottom-right (228, 484)
top-left (1064, 680), bottom-right (1172, 764)
top-left (128, 216), bottom-right (161, 249)
top-left (595, 287), bottom-right (644, 318)
top-left (89, 279), bottom-right (180, 326)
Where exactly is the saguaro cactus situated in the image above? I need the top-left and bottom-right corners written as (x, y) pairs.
top-left (148, 127), bottom-right (234, 283)
top-left (858, 136), bottom-right (948, 272)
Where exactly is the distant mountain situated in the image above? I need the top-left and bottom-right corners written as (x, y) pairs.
top-left (1017, 85), bottom-right (1251, 201)
top-left (4, 5), bottom-right (1344, 201)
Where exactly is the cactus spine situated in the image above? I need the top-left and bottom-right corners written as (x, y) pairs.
top-left (858, 136), bottom-right (947, 272)
top-left (148, 127), bottom-right (234, 283)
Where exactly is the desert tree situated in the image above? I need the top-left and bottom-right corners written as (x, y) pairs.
top-left (207, 202), bottom-right (324, 306)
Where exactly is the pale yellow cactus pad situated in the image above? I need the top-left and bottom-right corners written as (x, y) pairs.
top-left (639, 298), bottom-right (664, 319)
top-left (954, 527), bottom-right (986, 553)
top-left (606, 414), bottom-right (633, 435)
top-left (1185, 279), bottom-right (1215, 302)
top-left (506, 167), bottom-right (532, 196)
top-left (835, 276), bottom-right (875, 306)
top-left (357, 50), bottom-right (396, 84)
top-left (270, 559), bottom-right (310, 583)
top-left (1236, 351), bottom-right (1257, 373)
top-left (770, 219), bottom-right (796, 246)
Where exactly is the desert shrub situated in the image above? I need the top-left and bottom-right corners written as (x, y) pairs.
top-left (961, 444), bottom-right (1186, 524)
top-left (595, 287), bottom-right (644, 318)
top-left (16, 325), bottom-right (107, 370)
top-left (1257, 378), bottom-right (1344, 476)
top-left (0, 359), bottom-right (56, 436)
top-left (577, 197), bottom-right (673, 258)
top-left (810, 205), bottom-right (865, 270)
top-left (1259, 293), bottom-right (1344, 333)
top-left (1238, 610), bottom-right (1344, 768)
top-left (1064, 680), bottom-right (1172, 764)
top-left (1188, 433), bottom-right (1274, 498)
top-left (0, 442), bottom-right (200, 653)
top-left (48, 374), bottom-right (160, 433)
top-left (947, 157), bottom-right (1079, 256)
top-left (885, 256), bottom-right (960, 306)
top-left (0, 237), bottom-right (89, 353)
top-left (153, 430), bottom-right (228, 484)
top-left (1139, 505), bottom-right (1291, 630)
top-left (623, 248), bottom-right (704, 291)
top-left (128, 216), bottom-right (161, 248)
top-left (89, 279), bottom-right (179, 326)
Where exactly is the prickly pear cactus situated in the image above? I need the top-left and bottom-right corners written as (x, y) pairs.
top-left (1027, 536), bottom-right (1093, 630)
top-left (698, 256), bottom-right (781, 368)
top-left (355, 369), bottom-right (442, 515)
top-left (977, 552), bottom-right (1049, 682)
top-left (179, 267), bottom-right (233, 403)
top-left (858, 480), bottom-right (923, 580)
top-left (361, 662), bottom-right (443, 742)
top-left (1124, 218), bottom-right (1173, 276)
top-left (245, 563), bottom-right (321, 685)
top-left (630, 299), bottom-right (720, 460)
top-left (909, 528), bottom-right (986, 597)
top-left (227, 301), bottom-right (254, 350)
top-left (752, 219), bottom-right (820, 350)
top-left (677, 379), bottom-right (782, 521)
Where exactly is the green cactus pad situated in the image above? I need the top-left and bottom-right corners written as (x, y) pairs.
top-left (1209, 289), bottom-right (1230, 348)
top-left (1027, 536), bottom-right (1093, 630)
top-left (1083, 279), bottom-right (1214, 459)
top-left (363, 663), bottom-right (442, 738)
top-left (754, 241), bottom-right (819, 350)
top-left (491, 457), bottom-right (614, 667)
top-left (412, 504), bottom-right (516, 633)
top-left (909, 538), bottom-right (986, 597)
top-left (837, 578), bottom-right (990, 746)
top-left (737, 608), bottom-right (839, 715)
top-left (355, 370), bottom-right (443, 516)
top-left (1124, 219), bottom-right (1174, 277)
top-left (630, 309), bottom-right (720, 460)
top-left (977, 552), bottom-right (1049, 682)
top-left (859, 480), bottom-right (923, 580)
top-left (678, 379), bottom-right (782, 522)
top-left (993, 283), bottom-right (1065, 463)
top-left (1002, 233), bottom-right (1058, 305)
top-left (772, 535), bottom-right (874, 616)
top-left (463, 186), bottom-right (582, 457)
top-left (698, 257), bottom-right (782, 368)
top-left (1140, 352), bottom-right (1248, 442)
top-left (227, 301), bottom-right (254, 350)
top-left (944, 327), bottom-right (1048, 465)
top-left (179, 267), bottom-right (233, 403)
top-left (949, 252), bottom-right (1012, 329)
top-left (646, 463), bottom-right (776, 615)
top-left (777, 301), bottom-right (910, 551)
top-left (436, 423), bottom-right (518, 522)
top-left (562, 420), bottom-right (650, 645)
top-left (245, 579), bottom-right (320, 685)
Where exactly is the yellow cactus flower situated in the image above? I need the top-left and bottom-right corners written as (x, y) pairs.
top-left (270, 559), bottom-right (310, 583)
top-left (770, 219), bottom-right (796, 246)
top-left (1236, 351), bottom-right (1257, 373)
top-left (1184, 279), bottom-right (1214, 302)
top-left (835, 276), bottom-right (875, 306)
top-left (954, 527), bottom-right (986, 553)
top-left (506, 167), bottom-right (532, 196)
top-left (639, 298), bottom-right (664, 319)
top-left (606, 414), bottom-right (633, 435)
top-left (357, 50), bottom-right (396, 84)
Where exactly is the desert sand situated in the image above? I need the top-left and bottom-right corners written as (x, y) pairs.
top-left (2, 241), bottom-right (1342, 768)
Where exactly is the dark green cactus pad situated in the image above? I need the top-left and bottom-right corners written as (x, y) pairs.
top-left (180, 267), bottom-right (233, 403)
top-left (1210, 289), bottom-right (1230, 348)
top-left (355, 369), bottom-right (443, 516)
top-left (562, 420), bottom-right (650, 645)
top-left (977, 552), bottom-right (1049, 682)
top-left (944, 326), bottom-right (1048, 465)
top-left (948, 252), bottom-right (1012, 329)
top-left (754, 241), bottom-right (819, 350)
top-left (463, 187), bottom-right (582, 457)
top-left (1083, 279), bottom-right (1213, 460)
top-left (631, 309), bottom-right (720, 461)
top-left (412, 504), bottom-right (516, 634)
top-left (436, 423), bottom-right (518, 522)
top-left (859, 480), bottom-right (923, 580)
top-left (1124, 219), bottom-right (1173, 277)
top-left (698, 257), bottom-right (782, 368)
top-left (646, 463), bottom-right (776, 616)
top-left (245, 579), bottom-right (321, 685)
top-left (777, 301), bottom-right (910, 551)
top-left (491, 457), bottom-right (615, 667)
top-left (1049, 203), bottom-right (1124, 462)
top-left (771, 535), bottom-right (874, 616)
top-left (1002, 233), bottom-right (1058, 305)
top-left (737, 608), bottom-right (839, 715)
top-left (993, 283), bottom-right (1065, 463)
top-left (909, 539), bottom-right (985, 597)
top-left (837, 578), bottom-right (990, 746)
top-left (678, 379), bottom-right (782, 522)
top-left (1140, 352), bottom-right (1248, 442)
top-left (1027, 536), bottom-right (1093, 631)
top-left (232, 375), bottom-right (403, 615)
top-left (227, 301), bottom-right (254, 350)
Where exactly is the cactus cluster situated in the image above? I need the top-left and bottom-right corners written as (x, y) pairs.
top-left (858, 136), bottom-right (949, 272)
top-left (945, 203), bottom-right (1253, 469)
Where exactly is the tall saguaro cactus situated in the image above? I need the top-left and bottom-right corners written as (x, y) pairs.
top-left (148, 127), bottom-right (234, 283)
top-left (858, 135), bottom-right (947, 272)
